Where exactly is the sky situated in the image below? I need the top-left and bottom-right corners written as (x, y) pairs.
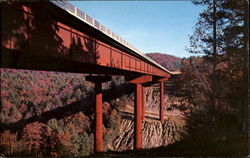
top-left (70, 1), bottom-right (205, 58)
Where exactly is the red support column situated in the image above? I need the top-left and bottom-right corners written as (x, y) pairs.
top-left (142, 86), bottom-right (145, 120)
top-left (135, 83), bottom-right (142, 149)
top-left (127, 75), bottom-right (152, 150)
top-left (86, 76), bottom-right (111, 153)
top-left (160, 81), bottom-right (164, 121)
top-left (95, 82), bottom-right (103, 152)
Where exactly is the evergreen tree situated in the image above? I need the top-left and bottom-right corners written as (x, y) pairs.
top-left (184, 0), bottom-right (249, 155)
top-left (188, 0), bottom-right (248, 122)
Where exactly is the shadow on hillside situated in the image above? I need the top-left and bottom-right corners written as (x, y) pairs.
top-left (1, 1), bottom-right (135, 133)
top-left (103, 82), bottom-right (134, 103)
top-left (1, 81), bottom-right (134, 132)
top-left (0, 1), bottom-right (103, 133)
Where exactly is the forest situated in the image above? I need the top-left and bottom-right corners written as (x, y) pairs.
top-left (170, 0), bottom-right (248, 155)
top-left (0, 0), bottom-right (248, 157)
top-left (146, 53), bottom-right (182, 71)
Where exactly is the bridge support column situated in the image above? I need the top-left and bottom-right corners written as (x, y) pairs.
top-left (142, 86), bottom-right (145, 120)
top-left (126, 75), bottom-right (152, 149)
top-left (158, 78), bottom-right (168, 122)
top-left (160, 81), bottom-right (164, 121)
top-left (135, 83), bottom-right (142, 149)
top-left (86, 76), bottom-right (111, 153)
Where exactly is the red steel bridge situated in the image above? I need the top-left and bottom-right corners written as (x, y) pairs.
top-left (1, 1), bottom-right (178, 153)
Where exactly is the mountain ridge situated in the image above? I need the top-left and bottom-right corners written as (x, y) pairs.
top-left (146, 52), bottom-right (182, 71)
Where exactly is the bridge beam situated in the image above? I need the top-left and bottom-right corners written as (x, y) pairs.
top-left (86, 75), bottom-right (111, 153)
top-left (127, 75), bottom-right (152, 149)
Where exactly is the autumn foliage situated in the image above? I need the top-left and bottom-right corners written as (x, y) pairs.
top-left (146, 53), bottom-right (182, 71)
top-left (172, 0), bottom-right (248, 155)
top-left (0, 69), bottom-right (123, 157)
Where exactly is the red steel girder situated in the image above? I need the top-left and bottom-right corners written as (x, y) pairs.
top-left (126, 75), bottom-right (152, 84)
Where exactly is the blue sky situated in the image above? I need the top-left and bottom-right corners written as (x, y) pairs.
top-left (70, 1), bottom-right (205, 58)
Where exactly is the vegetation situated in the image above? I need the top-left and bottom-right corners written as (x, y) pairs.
top-left (0, 0), bottom-right (248, 157)
top-left (0, 69), bottom-right (125, 157)
top-left (174, 0), bottom-right (248, 156)
top-left (146, 53), bottom-right (182, 71)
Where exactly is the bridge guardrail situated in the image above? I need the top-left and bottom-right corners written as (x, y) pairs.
top-left (77, 8), bottom-right (85, 21)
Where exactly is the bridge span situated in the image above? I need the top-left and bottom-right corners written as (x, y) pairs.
top-left (1, 1), bottom-right (176, 153)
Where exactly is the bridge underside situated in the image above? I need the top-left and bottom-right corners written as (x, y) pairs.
top-left (1, 48), bottom-right (148, 77)
top-left (1, 2), bottom-right (172, 153)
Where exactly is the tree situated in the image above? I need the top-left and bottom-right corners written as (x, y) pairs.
top-left (22, 122), bottom-right (51, 156)
top-left (182, 0), bottom-right (249, 155)
top-left (175, 57), bottom-right (212, 107)
top-left (218, 0), bottom-right (249, 131)
top-left (0, 130), bottom-right (18, 156)
top-left (188, 0), bottom-right (248, 123)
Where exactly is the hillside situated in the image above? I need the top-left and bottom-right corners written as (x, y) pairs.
top-left (0, 68), bottom-right (188, 157)
top-left (146, 53), bottom-right (182, 71)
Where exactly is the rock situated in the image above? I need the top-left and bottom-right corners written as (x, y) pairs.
top-left (109, 114), bottom-right (186, 151)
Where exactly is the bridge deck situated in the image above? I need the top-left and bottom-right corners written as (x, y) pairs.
top-left (1, 1), bottom-right (175, 153)
top-left (1, 2), bottom-right (172, 78)
top-left (50, 1), bottom-right (171, 75)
